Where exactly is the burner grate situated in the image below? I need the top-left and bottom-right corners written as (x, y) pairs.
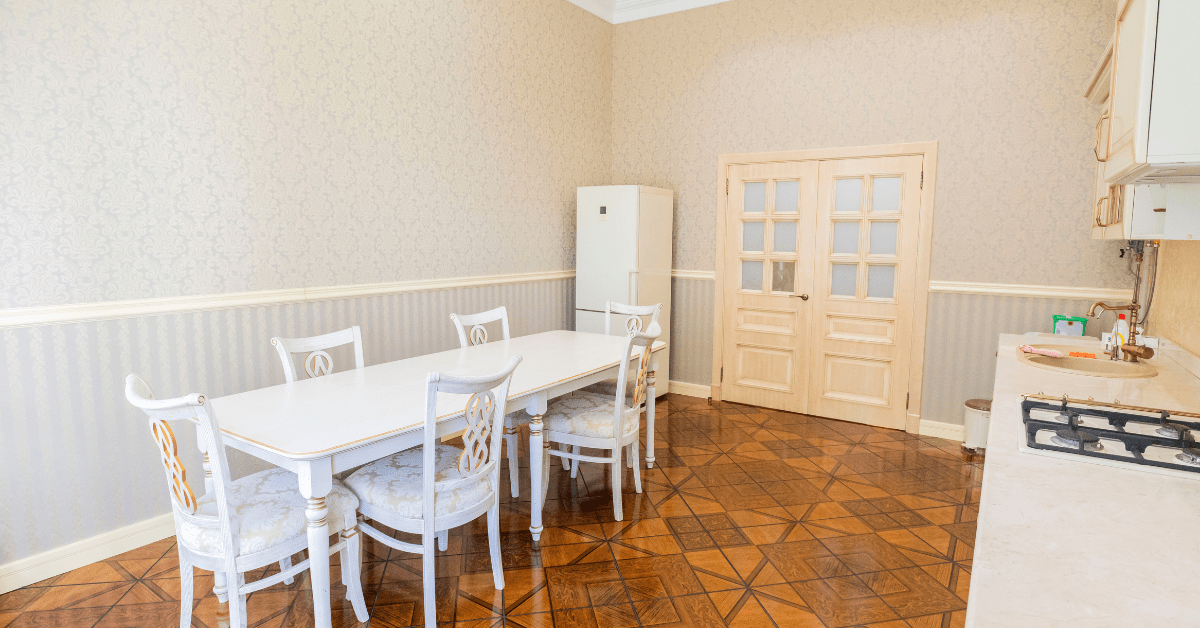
top-left (1021, 397), bottom-right (1200, 474)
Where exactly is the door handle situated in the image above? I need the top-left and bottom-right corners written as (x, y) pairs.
top-left (793, 294), bottom-right (809, 300)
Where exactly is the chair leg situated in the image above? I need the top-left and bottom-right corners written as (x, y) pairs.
top-left (540, 443), bottom-right (551, 506)
top-left (611, 447), bottom-right (624, 521)
top-left (487, 503), bottom-right (505, 590)
top-left (631, 440), bottom-right (643, 494)
top-left (438, 530), bottom-right (448, 552)
top-left (570, 445), bottom-right (580, 478)
top-left (506, 428), bottom-right (520, 499)
top-left (422, 532), bottom-right (438, 628)
top-left (341, 528), bottom-right (370, 622)
top-left (279, 556), bottom-right (294, 585)
top-left (227, 571), bottom-right (247, 628)
top-left (213, 571), bottom-right (228, 603)
top-left (559, 444), bottom-right (572, 470)
top-left (626, 444), bottom-right (634, 468)
top-left (178, 554), bottom-right (193, 628)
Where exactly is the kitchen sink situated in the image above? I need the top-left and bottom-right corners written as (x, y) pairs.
top-left (1016, 344), bottom-right (1157, 378)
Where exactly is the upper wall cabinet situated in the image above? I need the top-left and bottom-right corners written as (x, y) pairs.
top-left (1099, 0), bottom-right (1200, 185)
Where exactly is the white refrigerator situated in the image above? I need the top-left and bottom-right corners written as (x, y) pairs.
top-left (575, 185), bottom-right (674, 391)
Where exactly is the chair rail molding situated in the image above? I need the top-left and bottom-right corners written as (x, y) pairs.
top-left (928, 280), bottom-right (1133, 301)
top-left (0, 270), bottom-right (576, 330)
top-left (665, 273), bottom-right (1130, 302)
top-left (670, 269), bottom-right (717, 280)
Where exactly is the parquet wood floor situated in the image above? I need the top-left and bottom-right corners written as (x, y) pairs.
top-left (0, 394), bottom-right (985, 628)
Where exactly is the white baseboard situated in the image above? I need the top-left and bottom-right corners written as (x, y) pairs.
top-left (0, 513), bottom-right (175, 594)
top-left (919, 419), bottom-right (965, 442)
top-left (667, 380), bottom-right (711, 398)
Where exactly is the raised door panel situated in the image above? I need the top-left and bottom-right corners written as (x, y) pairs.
top-left (807, 156), bottom-right (923, 430)
top-left (720, 161), bottom-right (818, 413)
top-left (1104, 0), bottom-right (1156, 182)
top-left (822, 354), bottom-right (892, 406)
top-left (734, 344), bottom-right (795, 393)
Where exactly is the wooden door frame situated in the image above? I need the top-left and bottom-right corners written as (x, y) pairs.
top-left (710, 142), bottom-right (939, 435)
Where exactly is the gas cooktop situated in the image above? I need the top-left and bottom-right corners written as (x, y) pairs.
top-left (1021, 394), bottom-right (1200, 476)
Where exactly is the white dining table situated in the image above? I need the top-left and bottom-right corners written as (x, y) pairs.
top-left (207, 330), bottom-right (666, 628)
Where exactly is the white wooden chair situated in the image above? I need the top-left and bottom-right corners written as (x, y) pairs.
top-left (450, 307), bottom-right (534, 497)
top-left (124, 375), bottom-right (369, 628)
top-left (270, 326), bottom-right (364, 382)
top-left (344, 356), bottom-right (522, 628)
top-left (269, 325), bottom-right (368, 550)
top-left (539, 326), bottom-right (658, 520)
top-left (581, 301), bottom-right (661, 400)
top-left (576, 301), bottom-right (661, 475)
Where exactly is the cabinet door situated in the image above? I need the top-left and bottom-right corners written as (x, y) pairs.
top-left (1091, 103), bottom-right (1112, 239)
top-left (1104, 0), bottom-right (1156, 182)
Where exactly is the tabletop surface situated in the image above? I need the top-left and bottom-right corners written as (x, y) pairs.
top-left (209, 330), bottom-right (666, 458)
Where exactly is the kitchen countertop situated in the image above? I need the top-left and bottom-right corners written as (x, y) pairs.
top-left (965, 334), bottom-right (1200, 628)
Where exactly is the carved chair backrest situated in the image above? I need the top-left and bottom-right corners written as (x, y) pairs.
top-left (125, 374), bottom-right (240, 561)
top-left (610, 325), bottom-right (659, 440)
top-left (604, 302), bottom-right (661, 337)
top-left (449, 307), bottom-right (511, 348)
top-left (419, 356), bottom-right (522, 530)
top-left (270, 326), bottom-right (365, 382)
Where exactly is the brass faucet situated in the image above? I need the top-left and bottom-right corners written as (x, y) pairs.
top-left (1086, 301), bottom-right (1153, 362)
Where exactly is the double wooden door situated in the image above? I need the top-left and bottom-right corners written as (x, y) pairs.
top-left (718, 155), bottom-right (924, 429)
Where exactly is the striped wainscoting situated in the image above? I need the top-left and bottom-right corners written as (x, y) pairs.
top-left (0, 277), bottom-right (573, 569)
top-left (669, 275), bottom-right (715, 389)
top-left (919, 291), bottom-right (1117, 427)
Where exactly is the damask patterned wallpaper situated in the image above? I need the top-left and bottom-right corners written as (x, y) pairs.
top-left (611, 0), bottom-right (1127, 287)
top-left (0, 0), bottom-right (612, 308)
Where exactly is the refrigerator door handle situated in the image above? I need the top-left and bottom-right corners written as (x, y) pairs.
top-left (627, 269), bottom-right (639, 306)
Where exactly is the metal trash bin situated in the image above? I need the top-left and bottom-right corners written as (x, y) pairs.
top-left (963, 398), bottom-right (992, 451)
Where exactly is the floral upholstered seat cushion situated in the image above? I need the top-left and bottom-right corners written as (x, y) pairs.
top-left (545, 391), bottom-right (639, 439)
top-left (579, 378), bottom-right (635, 402)
top-left (344, 445), bottom-right (493, 519)
top-left (178, 467), bottom-right (359, 556)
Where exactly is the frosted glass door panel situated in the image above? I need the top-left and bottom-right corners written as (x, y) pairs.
top-left (867, 265), bottom-right (895, 299)
top-left (868, 221), bottom-right (898, 256)
top-left (772, 262), bottom-right (796, 293)
top-left (831, 263), bottom-right (858, 297)
top-left (832, 222), bottom-right (860, 255)
top-left (775, 180), bottom-right (799, 213)
top-left (741, 260), bottom-right (764, 291)
top-left (744, 182), bottom-right (766, 213)
top-left (872, 177), bottom-right (901, 213)
top-left (835, 178), bottom-right (862, 213)
top-left (743, 222), bottom-right (765, 252)
top-left (773, 222), bottom-right (797, 253)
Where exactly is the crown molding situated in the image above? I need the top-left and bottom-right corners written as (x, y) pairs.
top-left (564, 0), bottom-right (614, 22)
top-left (612, 0), bottom-right (731, 23)
top-left (564, 0), bottom-right (731, 24)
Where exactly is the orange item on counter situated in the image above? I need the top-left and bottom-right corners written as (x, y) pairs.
top-left (1068, 352), bottom-right (1097, 359)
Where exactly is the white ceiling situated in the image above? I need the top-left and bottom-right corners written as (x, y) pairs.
top-left (566, 0), bottom-right (732, 24)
